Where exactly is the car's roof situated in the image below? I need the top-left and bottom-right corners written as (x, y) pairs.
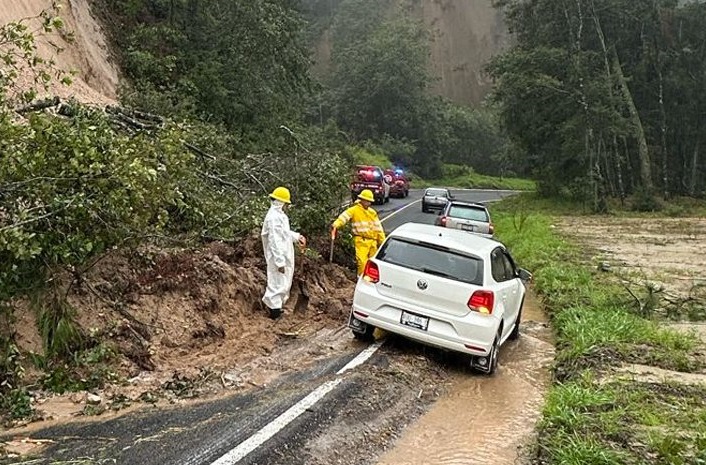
top-left (447, 200), bottom-right (488, 209)
top-left (388, 223), bottom-right (501, 255)
top-left (424, 187), bottom-right (449, 192)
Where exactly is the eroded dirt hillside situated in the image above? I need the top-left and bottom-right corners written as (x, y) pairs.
top-left (0, 0), bottom-right (118, 104)
top-left (415, 0), bottom-right (509, 105)
top-left (312, 0), bottom-right (509, 105)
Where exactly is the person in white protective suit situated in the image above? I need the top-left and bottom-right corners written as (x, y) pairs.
top-left (261, 186), bottom-right (307, 319)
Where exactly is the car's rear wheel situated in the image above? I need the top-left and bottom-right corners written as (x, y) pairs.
top-left (352, 323), bottom-right (375, 342)
top-left (471, 331), bottom-right (500, 375)
top-left (421, 203), bottom-right (428, 213)
top-left (487, 334), bottom-right (499, 374)
top-left (509, 299), bottom-right (524, 341)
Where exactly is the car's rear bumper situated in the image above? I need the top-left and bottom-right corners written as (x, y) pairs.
top-left (423, 201), bottom-right (446, 210)
top-left (351, 284), bottom-right (499, 356)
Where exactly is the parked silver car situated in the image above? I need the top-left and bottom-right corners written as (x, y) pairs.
top-left (421, 188), bottom-right (453, 213)
top-left (435, 201), bottom-right (494, 238)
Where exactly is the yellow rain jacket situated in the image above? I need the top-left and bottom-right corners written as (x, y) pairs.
top-left (333, 202), bottom-right (386, 275)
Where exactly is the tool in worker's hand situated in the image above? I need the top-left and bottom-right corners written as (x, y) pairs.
top-left (329, 227), bottom-right (337, 262)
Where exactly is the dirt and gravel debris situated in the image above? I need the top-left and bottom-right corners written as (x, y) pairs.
top-left (7, 232), bottom-right (359, 431)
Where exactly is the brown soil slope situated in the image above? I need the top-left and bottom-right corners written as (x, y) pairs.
top-left (0, 0), bottom-right (118, 104)
top-left (9, 235), bottom-right (357, 428)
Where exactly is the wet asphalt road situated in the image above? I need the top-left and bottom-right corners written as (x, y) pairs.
top-left (1, 189), bottom-right (517, 465)
top-left (377, 188), bottom-right (517, 232)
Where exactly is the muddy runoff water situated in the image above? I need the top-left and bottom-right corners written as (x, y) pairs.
top-left (377, 291), bottom-right (554, 465)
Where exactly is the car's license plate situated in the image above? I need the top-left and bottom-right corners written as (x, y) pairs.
top-left (461, 223), bottom-right (476, 231)
top-left (400, 311), bottom-right (429, 331)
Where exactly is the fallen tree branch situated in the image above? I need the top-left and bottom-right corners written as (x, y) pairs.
top-left (14, 96), bottom-right (61, 114)
top-left (184, 142), bottom-right (217, 161)
top-left (0, 197), bottom-right (77, 232)
top-left (196, 169), bottom-right (243, 192)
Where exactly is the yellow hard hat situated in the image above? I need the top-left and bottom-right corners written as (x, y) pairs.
top-left (270, 186), bottom-right (291, 204)
top-left (358, 189), bottom-right (375, 202)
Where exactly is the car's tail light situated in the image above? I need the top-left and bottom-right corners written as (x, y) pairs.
top-left (363, 261), bottom-right (380, 283)
top-left (489, 223), bottom-right (495, 234)
top-left (468, 290), bottom-right (494, 314)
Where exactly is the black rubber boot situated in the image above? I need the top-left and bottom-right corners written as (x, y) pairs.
top-left (269, 308), bottom-right (282, 319)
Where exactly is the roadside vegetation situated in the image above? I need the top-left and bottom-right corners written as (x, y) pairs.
top-left (411, 164), bottom-right (535, 191)
top-left (492, 194), bottom-right (706, 464)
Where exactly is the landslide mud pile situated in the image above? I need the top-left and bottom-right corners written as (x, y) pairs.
top-left (14, 234), bottom-right (357, 410)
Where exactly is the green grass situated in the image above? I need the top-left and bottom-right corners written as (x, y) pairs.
top-left (539, 378), bottom-right (706, 465)
top-left (411, 173), bottom-right (535, 191)
top-left (411, 163), bottom-right (535, 191)
top-left (498, 191), bottom-right (706, 217)
top-left (490, 194), bottom-right (705, 464)
top-left (350, 146), bottom-right (393, 168)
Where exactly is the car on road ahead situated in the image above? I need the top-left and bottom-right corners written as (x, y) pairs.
top-left (384, 168), bottom-right (410, 198)
top-left (348, 223), bottom-right (531, 374)
top-left (421, 188), bottom-right (452, 213)
top-left (351, 165), bottom-right (390, 205)
top-left (435, 200), bottom-right (494, 238)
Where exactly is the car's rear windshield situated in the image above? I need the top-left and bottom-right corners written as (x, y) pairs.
top-left (355, 167), bottom-right (381, 182)
top-left (425, 189), bottom-right (447, 197)
top-left (448, 204), bottom-right (489, 222)
top-left (377, 238), bottom-right (483, 285)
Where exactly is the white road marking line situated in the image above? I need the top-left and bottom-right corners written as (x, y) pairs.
top-left (210, 341), bottom-right (384, 465)
top-left (337, 340), bottom-right (384, 374)
top-left (380, 199), bottom-right (422, 223)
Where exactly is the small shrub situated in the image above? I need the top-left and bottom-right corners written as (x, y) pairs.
top-left (631, 188), bottom-right (663, 212)
top-left (2, 388), bottom-right (33, 420)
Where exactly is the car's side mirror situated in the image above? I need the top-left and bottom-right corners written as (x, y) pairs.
top-left (517, 268), bottom-right (532, 282)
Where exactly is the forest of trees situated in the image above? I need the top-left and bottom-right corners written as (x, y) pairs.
top-left (488, 0), bottom-right (706, 208)
top-left (94, 0), bottom-right (514, 178)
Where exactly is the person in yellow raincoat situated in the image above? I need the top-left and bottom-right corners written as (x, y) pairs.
top-left (332, 189), bottom-right (386, 275)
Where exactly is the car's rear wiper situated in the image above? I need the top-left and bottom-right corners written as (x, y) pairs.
top-left (421, 267), bottom-right (455, 280)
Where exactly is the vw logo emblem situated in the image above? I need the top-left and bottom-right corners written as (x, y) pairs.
top-left (417, 279), bottom-right (428, 290)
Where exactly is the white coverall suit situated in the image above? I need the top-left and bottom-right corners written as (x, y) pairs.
top-left (261, 200), bottom-right (302, 312)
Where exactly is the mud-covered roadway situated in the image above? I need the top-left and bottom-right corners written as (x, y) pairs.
top-left (1, 190), bottom-right (554, 465)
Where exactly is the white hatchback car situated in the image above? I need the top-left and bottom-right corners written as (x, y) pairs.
top-left (348, 223), bottom-right (531, 374)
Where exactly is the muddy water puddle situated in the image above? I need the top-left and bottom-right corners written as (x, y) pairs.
top-left (378, 291), bottom-right (554, 465)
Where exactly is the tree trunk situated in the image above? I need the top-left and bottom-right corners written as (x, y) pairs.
top-left (600, 136), bottom-right (616, 197)
top-left (690, 139), bottom-right (700, 197)
top-left (656, 59), bottom-right (669, 199)
top-left (613, 135), bottom-right (626, 203)
top-left (612, 50), bottom-right (653, 193)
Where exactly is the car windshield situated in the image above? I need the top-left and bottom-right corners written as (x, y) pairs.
top-left (377, 238), bottom-right (483, 285)
top-left (448, 205), bottom-right (489, 222)
top-left (425, 189), bottom-right (447, 197)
